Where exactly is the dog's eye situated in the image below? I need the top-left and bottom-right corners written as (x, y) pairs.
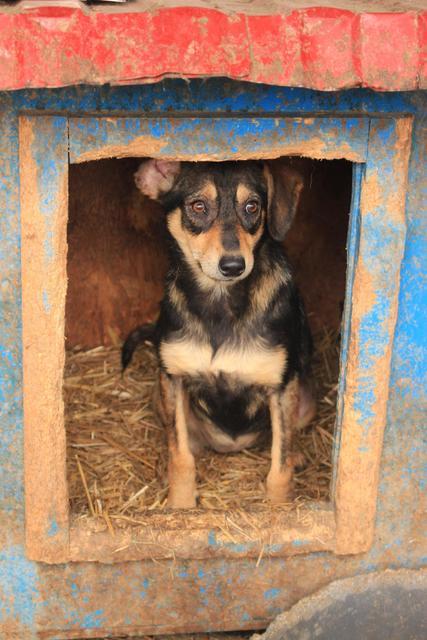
top-left (245, 200), bottom-right (260, 215)
top-left (191, 200), bottom-right (207, 214)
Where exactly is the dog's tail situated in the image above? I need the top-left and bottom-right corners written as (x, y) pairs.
top-left (121, 323), bottom-right (156, 371)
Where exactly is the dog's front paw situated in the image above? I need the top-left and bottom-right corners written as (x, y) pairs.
top-left (167, 485), bottom-right (197, 509)
top-left (266, 467), bottom-right (294, 505)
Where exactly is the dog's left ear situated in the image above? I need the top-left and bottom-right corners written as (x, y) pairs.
top-left (263, 163), bottom-right (303, 241)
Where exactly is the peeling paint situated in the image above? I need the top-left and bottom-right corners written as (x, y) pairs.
top-left (0, 6), bottom-right (425, 91)
top-left (0, 82), bottom-right (425, 638)
top-left (69, 116), bottom-right (369, 164)
top-left (0, 545), bottom-right (38, 629)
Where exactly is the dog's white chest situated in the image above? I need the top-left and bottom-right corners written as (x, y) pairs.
top-left (160, 338), bottom-right (286, 387)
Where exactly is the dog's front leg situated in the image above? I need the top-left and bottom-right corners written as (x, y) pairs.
top-left (266, 379), bottom-right (301, 504)
top-left (159, 373), bottom-right (197, 509)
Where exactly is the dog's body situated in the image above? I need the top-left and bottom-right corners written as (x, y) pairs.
top-left (123, 160), bottom-right (315, 507)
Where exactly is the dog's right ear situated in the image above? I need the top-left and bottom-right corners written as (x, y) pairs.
top-left (134, 159), bottom-right (181, 201)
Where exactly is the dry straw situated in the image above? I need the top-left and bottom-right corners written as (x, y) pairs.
top-left (66, 328), bottom-right (340, 525)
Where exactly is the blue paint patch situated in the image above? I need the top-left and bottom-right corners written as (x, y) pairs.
top-left (47, 516), bottom-right (58, 537)
top-left (223, 542), bottom-right (250, 553)
top-left (0, 545), bottom-right (38, 627)
top-left (208, 530), bottom-right (217, 546)
top-left (359, 562), bottom-right (378, 573)
top-left (82, 609), bottom-right (105, 629)
top-left (43, 230), bottom-right (54, 262)
top-left (352, 386), bottom-right (376, 428)
top-left (376, 124), bottom-right (394, 146)
top-left (140, 577), bottom-right (149, 599)
top-left (0, 347), bottom-right (14, 367)
top-left (292, 539), bottom-right (306, 547)
top-left (177, 569), bottom-right (189, 578)
top-left (31, 117), bottom-right (68, 265)
top-left (264, 588), bottom-right (280, 600)
top-left (42, 289), bottom-right (51, 313)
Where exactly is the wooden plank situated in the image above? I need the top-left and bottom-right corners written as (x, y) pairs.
top-left (20, 116), bottom-right (70, 562)
top-left (69, 506), bottom-right (335, 562)
top-left (69, 116), bottom-right (369, 163)
top-left (331, 162), bottom-right (364, 491)
top-left (334, 117), bottom-right (413, 553)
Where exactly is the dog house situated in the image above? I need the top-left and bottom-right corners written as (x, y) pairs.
top-left (0, 2), bottom-right (426, 638)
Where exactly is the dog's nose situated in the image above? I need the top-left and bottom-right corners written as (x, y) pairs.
top-left (218, 255), bottom-right (246, 278)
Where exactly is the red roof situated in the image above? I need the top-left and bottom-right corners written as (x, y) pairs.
top-left (0, 2), bottom-right (425, 91)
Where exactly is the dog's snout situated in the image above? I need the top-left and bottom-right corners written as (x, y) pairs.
top-left (219, 255), bottom-right (246, 278)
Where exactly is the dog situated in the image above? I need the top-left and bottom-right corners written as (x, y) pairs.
top-left (122, 159), bottom-right (315, 508)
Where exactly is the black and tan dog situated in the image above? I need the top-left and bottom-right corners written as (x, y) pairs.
top-left (122, 159), bottom-right (315, 508)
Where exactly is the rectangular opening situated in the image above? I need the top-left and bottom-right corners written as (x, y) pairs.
top-left (64, 156), bottom-right (351, 558)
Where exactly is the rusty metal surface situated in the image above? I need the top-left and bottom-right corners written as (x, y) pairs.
top-left (0, 3), bottom-right (425, 91)
top-left (0, 82), bottom-right (425, 639)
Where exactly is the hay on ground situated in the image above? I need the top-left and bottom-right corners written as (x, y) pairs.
top-left (65, 328), bottom-right (340, 523)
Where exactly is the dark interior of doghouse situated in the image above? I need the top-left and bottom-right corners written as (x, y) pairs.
top-left (65, 157), bottom-right (351, 521)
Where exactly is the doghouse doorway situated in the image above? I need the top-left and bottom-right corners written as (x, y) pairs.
top-left (19, 114), bottom-right (411, 563)
top-left (64, 156), bottom-right (350, 516)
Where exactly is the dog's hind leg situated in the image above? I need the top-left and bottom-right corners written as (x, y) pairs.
top-left (156, 372), bottom-right (197, 509)
top-left (266, 378), bottom-right (303, 504)
top-left (295, 381), bottom-right (316, 430)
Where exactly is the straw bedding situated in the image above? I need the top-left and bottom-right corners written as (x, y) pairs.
top-left (66, 328), bottom-right (339, 521)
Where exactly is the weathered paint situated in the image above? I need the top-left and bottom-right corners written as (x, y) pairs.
top-left (24, 112), bottom-right (406, 563)
top-left (0, 4), bottom-right (426, 91)
top-left (0, 82), bottom-right (426, 638)
top-left (19, 116), bottom-right (70, 564)
top-left (68, 116), bottom-right (369, 163)
top-left (332, 161), bottom-right (364, 479)
top-left (334, 117), bottom-right (412, 553)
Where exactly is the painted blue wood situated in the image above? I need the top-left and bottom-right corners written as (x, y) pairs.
top-left (374, 112), bottom-right (427, 560)
top-left (0, 94), bottom-right (24, 523)
top-left (331, 161), bottom-right (363, 492)
top-left (0, 82), bottom-right (425, 639)
top-left (68, 116), bottom-right (369, 163)
top-left (9, 80), bottom-right (422, 115)
top-left (350, 119), bottom-right (408, 429)
top-left (21, 116), bottom-right (70, 559)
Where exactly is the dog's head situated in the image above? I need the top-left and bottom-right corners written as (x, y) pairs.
top-left (134, 160), bottom-right (302, 286)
